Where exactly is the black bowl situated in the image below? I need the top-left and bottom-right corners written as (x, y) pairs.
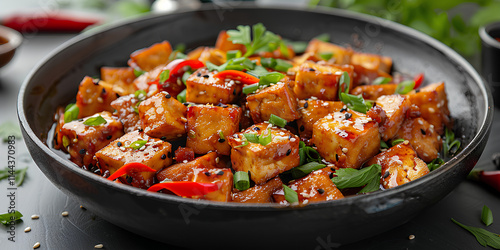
top-left (18, 5), bottom-right (493, 249)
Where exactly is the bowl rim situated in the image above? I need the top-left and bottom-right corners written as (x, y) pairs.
top-left (479, 21), bottom-right (500, 50)
top-left (0, 25), bottom-right (23, 54)
top-left (17, 4), bottom-right (494, 211)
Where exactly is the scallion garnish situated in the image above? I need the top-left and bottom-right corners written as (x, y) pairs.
top-left (182, 71), bottom-right (191, 85)
top-left (395, 80), bottom-right (415, 94)
top-left (218, 130), bottom-right (225, 140)
top-left (372, 77), bottom-right (391, 85)
top-left (64, 103), bottom-right (79, 123)
top-left (243, 133), bottom-right (259, 143)
top-left (134, 90), bottom-right (147, 101)
top-left (177, 89), bottom-right (187, 103)
top-left (444, 127), bottom-right (461, 157)
top-left (234, 141), bottom-right (249, 148)
top-left (133, 68), bottom-right (146, 77)
top-left (290, 162), bottom-right (326, 179)
top-left (242, 83), bottom-right (259, 95)
top-left (226, 50), bottom-right (242, 60)
top-left (391, 138), bottom-right (405, 146)
top-left (259, 72), bottom-right (285, 87)
top-left (268, 114), bottom-right (286, 128)
top-left (380, 140), bottom-right (389, 149)
top-left (283, 184), bottom-right (299, 204)
top-left (159, 69), bottom-right (170, 84)
top-left (298, 141), bottom-right (322, 165)
top-left (260, 58), bottom-right (293, 72)
top-left (319, 52), bottom-right (333, 61)
top-left (427, 158), bottom-right (444, 171)
top-left (83, 115), bottom-right (107, 126)
top-left (337, 71), bottom-right (371, 114)
top-left (127, 140), bottom-right (148, 150)
top-left (258, 129), bottom-right (272, 146)
top-left (234, 171), bottom-right (250, 191)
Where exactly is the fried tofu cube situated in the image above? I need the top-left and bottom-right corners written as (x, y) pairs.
top-left (395, 117), bottom-right (442, 162)
top-left (186, 104), bottom-right (242, 155)
top-left (215, 30), bottom-right (247, 53)
top-left (305, 39), bottom-right (353, 65)
top-left (186, 68), bottom-right (241, 104)
top-left (232, 177), bottom-right (283, 203)
top-left (60, 111), bottom-right (124, 168)
top-left (246, 82), bottom-right (300, 123)
top-left (133, 64), bottom-right (186, 99)
top-left (408, 82), bottom-right (451, 134)
top-left (293, 61), bottom-right (354, 100)
top-left (228, 123), bottom-right (300, 185)
top-left (111, 94), bottom-right (143, 133)
top-left (350, 84), bottom-right (398, 100)
top-left (138, 91), bottom-right (187, 139)
top-left (376, 95), bottom-right (411, 141)
top-left (311, 110), bottom-right (380, 169)
top-left (297, 99), bottom-right (344, 140)
top-left (367, 143), bottom-right (429, 189)
top-left (351, 64), bottom-right (392, 86)
top-left (156, 152), bottom-right (219, 182)
top-left (100, 67), bottom-right (137, 96)
top-left (76, 76), bottom-right (119, 118)
top-left (192, 47), bottom-right (227, 66)
top-left (350, 52), bottom-right (392, 74)
top-left (273, 170), bottom-right (344, 205)
top-left (95, 130), bottom-right (173, 189)
top-left (128, 41), bottom-right (172, 71)
top-left (190, 168), bottom-right (233, 202)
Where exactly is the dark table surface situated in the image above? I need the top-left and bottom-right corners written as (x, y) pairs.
top-left (0, 33), bottom-right (499, 250)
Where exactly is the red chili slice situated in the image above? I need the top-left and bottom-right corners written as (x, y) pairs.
top-left (213, 70), bottom-right (260, 84)
top-left (170, 60), bottom-right (205, 77)
top-left (147, 181), bottom-right (219, 197)
top-left (468, 170), bottom-right (500, 192)
top-left (413, 73), bottom-right (424, 89)
top-left (107, 162), bottom-right (156, 181)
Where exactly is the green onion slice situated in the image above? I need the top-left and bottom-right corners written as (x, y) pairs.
top-left (395, 80), bottom-right (415, 94)
top-left (427, 158), bottom-right (444, 171)
top-left (243, 133), bottom-right (259, 143)
top-left (242, 83), bottom-right (259, 95)
top-left (177, 89), bottom-right (187, 103)
top-left (372, 77), bottom-right (391, 85)
top-left (319, 52), bottom-right (333, 61)
top-left (64, 103), bottom-right (79, 123)
top-left (234, 141), bottom-right (249, 148)
top-left (258, 129), bottom-right (273, 146)
top-left (127, 140), bottom-right (148, 150)
top-left (234, 171), bottom-right (250, 191)
top-left (83, 115), bottom-right (107, 126)
top-left (291, 162), bottom-right (326, 179)
top-left (133, 68), bottom-right (146, 77)
top-left (218, 131), bottom-right (225, 140)
top-left (283, 184), bottom-right (299, 204)
top-left (269, 114), bottom-right (287, 128)
top-left (391, 138), bottom-right (405, 146)
top-left (159, 69), bottom-right (170, 84)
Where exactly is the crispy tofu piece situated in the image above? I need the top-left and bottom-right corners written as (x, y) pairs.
top-left (95, 130), bottom-right (172, 189)
top-left (376, 95), bottom-right (411, 141)
top-left (186, 104), bottom-right (242, 155)
top-left (350, 84), bottom-right (398, 100)
top-left (138, 91), bottom-right (187, 139)
top-left (156, 152), bottom-right (219, 182)
top-left (133, 64), bottom-right (186, 99)
top-left (190, 168), bottom-right (233, 202)
top-left (128, 41), bottom-right (172, 71)
top-left (395, 117), bottom-right (442, 162)
top-left (133, 64), bottom-right (164, 93)
top-left (293, 61), bottom-right (354, 100)
top-left (351, 64), bottom-right (392, 86)
top-left (232, 177), bottom-right (283, 203)
top-left (367, 143), bottom-right (429, 189)
top-left (297, 99), bottom-right (344, 140)
top-left (246, 82), bottom-right (300, 123)
top-left (407, 82), bottom-right (451, 134)
top-left (193, 47), bottom-right (227, 66)
top-left (111, 94), bottom-right (143, 133)
top-left (186, 68), bottom-right (241, 104)
top-left (60, 111), bottom-right (124, 168)
top-left (273, 170), bottom-right (344, 205)
top-left (76, 76), bottom-right (119, 118)
top-left (311, 110), bottom-right (380, 169)
top-left (100, 67), bottom-right (137, 96)
top-left (350, 52), bottom-right (392, 74)
top-left (215, 30), bottom-right (247, 53)
top-left (305, 39), bottom-right (353, 65)
top-left (174, 147), bottom-right (195, 163)
top-left (228, 123), bottom-right (300, 185)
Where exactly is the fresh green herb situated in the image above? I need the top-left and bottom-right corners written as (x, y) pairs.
top-left (261, 58), bottom-right (293, 72)
top-left (290, 162), bottom-right (326, 179)
top-left (62, 136), bottom-right (70, 148)
top-left (133, 68), bottom-right (146, 77)
top-left (331, 164), bottom-right (382, 193)
top-left (127, 140), bottom-right (148, 150)
top-left (226, 50), bottom-right (242, 60)
top-left (380, 140), bottom-right (389, 149)
top-left (83, 115), bottom-right (107, 126)
top-left (64, 103), bottom-right (79, 123)
top-left (169, 50), bottom-right (187, 61)
top-left (259, 72), bottom-right (285, 87)
top-left (283, 39), bottom-right (308, 54)
top-left (0, 121), bottom-right (22, 142)
top-left (227, 23), bottom-right (283, 57)
top-left (444, 127), bottom-right (461, 157)
top-left (482, 205), bottom-right (493, 226)
top-left (174, 43), bottom-right (186, 53)
top-left (0, 167), bottom-right (28, 186)
top-left (372, 77), bottom-right (391, 85)
top-left (395, 80), bottom-right (415, 94)
top-left (427, 158), bottom-right (444, 171)
top-left (451, 218), bottom-right (500, 248)
top-left (0, 210), bottom-right (23, 226)
top-left (391, 138), bottom-right (405, 146)
top-left (182, 71), bottom-right (191, 85)
top-left (258, 129), bottom-right (273, 146)
top-left (339, 93), bottom-right (371, 114)
top-left (246, 65), bottom-right (270, 78)
top-left (269, 114), bottom-right (287, 128)
top-left (314, 33), bottom-right (330, 42)
top-left (218, 131), bottom-right (225, 140)
top-left (177, 89), bottom-right (187, 103)
top-left (234, 141), bottom-right (249, 148)
top-left (283, 184), bottom-right (299, 204)
top-left (159, 69), bottom-right (170, 84)
top-left (234, 171), bottom-right (250, 191)
top-left (207, 57), bottom-right (256, 73)
top-left (243, 133), bottom-right (259, 144)
top-left (242, 83), bottom-right (259, 95)
top-left (319, 52), bottom-right (333, 61)
top-left (338, 71), bottom-right (350, 95)
top-left (134, 90), bottom-right (147, 101)
top-left (299, 143), bottom-right (322, 166)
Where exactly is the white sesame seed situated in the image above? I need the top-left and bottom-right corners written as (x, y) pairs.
top-left (215, 157), bottom-right (220, 164)
top-left (24, 227), bottom-right (31, 233)
top-left (409, 235), bottom-right (415, 240)
top-left (403, 140), bottom-right (409, 145)
top-left (33, 242), bottom-right (41, 249)
top-left (183, 160), bottom-right (188, 163)
top-left (342, 148), bottom-right (348, 153)
top-left (62, 211), bottom-right (69, 217)
top-left (290, 138), bottom-right (296, 142)
top-left (97, 97), bottom-right (103, 103)
top-left (94, 244), bottom-right (104, 249)
top-left (73, 138), bottom-right (78, 143)
top-left (31, 215), bottom-right (39, 220)
top-left (177, 134), bottom-right (182, 138)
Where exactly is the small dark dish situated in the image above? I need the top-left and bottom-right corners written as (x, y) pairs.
top-left (18, 5), bottom-right (493, 249)
top-left (480, 22), bottom-right (500, 106)
top-left (0, 25), bottom-right (22, 69)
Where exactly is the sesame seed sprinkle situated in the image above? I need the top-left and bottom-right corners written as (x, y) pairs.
top-left (24, 227), bottom-right (31, 233)
top-left (31, 214), bottom-right (39, 220)
top-left (95, 244), bottom-right (104, 249)
top-left (33, 242), bottom-right (41, 249)
top-left (409, 235), bottom-right (415, 240)
top-left (62, 211), bottom-right (69, 217)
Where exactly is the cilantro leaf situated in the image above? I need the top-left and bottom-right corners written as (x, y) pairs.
top-left (0, 210), bottom-right (23, 226)
top-left (227, 23), bottom-right (283, 57)
top-left (0, 121), bottom-right (22, 142)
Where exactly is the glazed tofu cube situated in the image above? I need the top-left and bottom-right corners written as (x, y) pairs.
top-left (296, 99), bottom-right (344, 140)
top-left (232, 177), bottom-right (283, 203)
top-left (367, 143), bottom-right (429, 189)
top-left (76, 76), bottom-right (119, 118)
top-left (186, 68), bottom-right (241, 104)
top-left (350, 52), bottom-right (393, 74)
top-left (60, 111), bottom-right (124, 168)
top-left (186, 104), bottom-right (242, 155)
top-left (215, 30), bottom-right (247, 53)
top-left (192, 47), bottom-right (227, 66)
top-left (95, 130), bottom-right (173, 189)
top-left (228, 123), bottom-right (300, 185)
top-left (351, 64), bottom-right (392, 86)
top-left (174, 147), bottom-right (195, 163)
top-left (293, 61), bottom-right (354, 100)
top-left (133, 64), bottom-right (185, 99)
top-left (305, 39), bottom-right (353, 65)
top-left (138, 91), bottom-right (187, 139)
top-left (273, 170), bottom-right (344, 205)
top-left (190, 168), bottom-right (233, 202)
top-left (350, 84), bottom-right (398, 100)
top-left (408, 82), bottom-right (451, 135)
top-left (246, 82), bottom-right (300, 123)
top-left (395, 117), bottom-right (442, 162)
top-left (128, 41), bottom-right (172, 71)
top-left (156, 152), bottom-right (219, 182)
top-left (111, 94), bottom-right (143, 133)
top-left (376, 95), bottom-right (411, 141)
top-left (311, 110), bottom-right (380, 169)
top-left (100, 67), bottom-right (138, 96)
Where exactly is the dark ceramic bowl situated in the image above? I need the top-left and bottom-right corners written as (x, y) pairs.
top-left (18, 5), bottom-right (493, 249)
top-left (0, 25), bottom-right (22, 69)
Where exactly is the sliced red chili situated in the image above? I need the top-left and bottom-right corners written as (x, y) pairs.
top-left (468, 170), bottom-right (500, 192)
top-left (213, 70), bottom-right (260, 85)
top-left (107, 162), bottom-right (156, 181)
top-left (413, 73), bottom-right (424, 89)
top-left (170, 60), bottom-right (205, 77)
top-left (147, 181), bottom-right (219, 197)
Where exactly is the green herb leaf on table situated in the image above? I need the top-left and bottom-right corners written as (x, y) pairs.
top-left (482, 205), bottom-right (493, 227)
top-left (0, 121), bottom-right (22, 142)
top-left (452, 218), bottom-right (500, 248)
top-left (0, 210), bottom-right (23, 226)
top-left (0, 167), bottom-right (27, 186)
top-left (83, 115), bottom-right (107, 126)
top-left (331, 164), bottom-right (382, 193)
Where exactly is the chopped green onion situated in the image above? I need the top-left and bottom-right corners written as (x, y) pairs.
top-left (258, 72), bottom-right (284, 87)
top-left (391, 138), bottom-right (405, 146)
top-left (64, 103), bottom-right (79, 123)
top-left (268, 114), bottom-right (287, 128)
top-left (291, 162), bottom-right (326, 179)
top-left (159, 69), bottom-right (170, 84)
top-left (246, 65), bottom-right (270, 78)
top-left (243, 133), bottom-right (259, 143)
top-left (380, 140), bottom-right (389, 149)
top-left (177, 89), bottom-right (186, 103)
top-left (319, 52), bottom-right (333, 61)
top-left (314, 33), bottom-right (330, 42)
top-left (395, 80), bottom-right (415, 94)
top-left (283, 184), bottom-right (299, 204)
top-left (134, 90), bottom-right (147, 101)
top-left (234, 171), bottom-right (250, 191)
top-left (218, 130), bottom-right (225, 140)
top-left (274, 59), bottom-right (293, 72)
top-left (258, 129), bottom-right (273, 146)
top-left (62, 136), bottom-right (70, 148)
top-left (133, 68), bottom-right (146, 77)
top-left (83, 115), bottom-right (107, 126)
top-left (372, 77), bottom-right (391, 85)
top-left (261, 57), bottom-right (277, 68)
top-left (242, 83), bottom-right (259, 95)
top-left (444, 127), bottom-right (461, 157)
top-left (226, 50), bottom-right (242, 60)
top-left (127, 139), bottom-right (148, 150)
top-left (234, 141), bottom-right (249, 148)
top-left (182, 71), bottom-right (191, 85)
top-left (482, 205), bottom-right (493, 226)
top-left (427, 158), bottom-right (444, 171)
top-left (338, 71), bottom-right (351, 95)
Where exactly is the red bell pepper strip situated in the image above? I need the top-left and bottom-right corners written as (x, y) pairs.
top-left (413, 73), bottom-right (424, 89)
top-left (213, 70), bottom-right (260, 84)
top-left (170, 60), bottom-right (205, 77)
top-left (147, 181), bottom-right (219, 197)
top-left (468, 170), bottom-right (500, 192)
top-left (107, 162), bottom-right (156, 181)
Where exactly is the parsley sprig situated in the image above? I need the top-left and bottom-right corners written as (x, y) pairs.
top-left (227, 23), bottom-right (285, 58)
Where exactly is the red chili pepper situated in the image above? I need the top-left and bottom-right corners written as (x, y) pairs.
top-left (3, 13), bottom-right (100, 33)
top-left (413, 73), bottom-right (424, 89)
top-left (147, 181), bottom-right (219, 197)
top-left (468, 170), bottom-right (500, 192)
top-left (107, 162), bottom-right (157, 181)
top-left (213, 70), bottom-right (260, 84)
top-left (170, 60), bottom-right (205, 77)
